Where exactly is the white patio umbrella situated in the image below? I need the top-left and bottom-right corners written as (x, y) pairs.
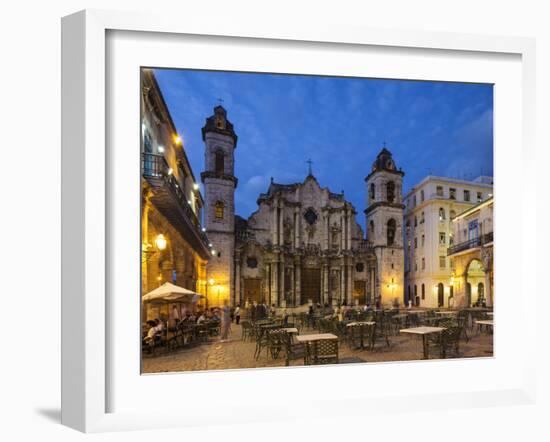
top-left (142, 282), bottom-right (202, 304)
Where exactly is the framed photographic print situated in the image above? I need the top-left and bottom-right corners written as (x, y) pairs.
top-left (62, 9), bottom-right (537, 433)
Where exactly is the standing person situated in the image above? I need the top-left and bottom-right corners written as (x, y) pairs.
top-left (234, 304), bottom-right (241, 325)
top-left (220, 301), bottom-right (231, 342)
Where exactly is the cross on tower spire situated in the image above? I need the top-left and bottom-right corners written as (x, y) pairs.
top-left (306, 159), bottom-right (313, 176)
top-left (217, 98), bottom-right (224, 105)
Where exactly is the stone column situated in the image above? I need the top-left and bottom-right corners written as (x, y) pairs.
top-left (271, 258), bottom-right (279, 306)
top-left (347, 263), bottom-right (353, 305)
top-left (279, 204), bottom-right (284, 246)
top-left (295, 261), bottom-right (301, 306)
top-left (279, 256), bottom-right (285, 306)
top-left (272, 204), bottom-right (278, 246)
top-left (325, 211), bottom-right (330, 250)
top-left (234, 256), bottom-right (241, 306)
top-left (289, 266), bottom-right (295, 307)
top-left (294, 209), bottom-right (299, 249)
top-left (322, 262), bottom-right (329, 305)
top-left (340, 212), bottom-right (345, 251)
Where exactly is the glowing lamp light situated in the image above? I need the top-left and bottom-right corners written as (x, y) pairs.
top-left (211, 250), bottom-right (217, 256)
top-left (193, 183), bottom-right (200, 190)
top-left (156, 275), bottom-right (162, 281)
top-left (174, 135), bottom-right (182, 145)
top-left (157, 145), bottom-right (165, 153)
top-left (167, 168), bottom-right (173, 176)
top-left (202, 227), bottom-right (206, 232)
top-left (208, 243), bottom-right (213, 247)
top-left (187, 200), bottom-right (192, 205)
top-left (154, 234), bottom-right (167, 251)
top-left (208, 278), bottom-right (215, 286)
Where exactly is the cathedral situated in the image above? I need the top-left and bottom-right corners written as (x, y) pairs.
top-left (201, 105), bottom-right (405, 308)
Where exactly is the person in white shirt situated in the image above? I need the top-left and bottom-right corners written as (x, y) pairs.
top-left (197, 312), bottom-right (207, 324)
top-left (234, 305), bottom-right (241, 325)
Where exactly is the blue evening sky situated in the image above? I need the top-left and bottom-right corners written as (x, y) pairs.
top-left (154, 69), bottom-right (493, 230)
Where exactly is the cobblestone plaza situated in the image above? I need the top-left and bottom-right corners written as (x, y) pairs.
top-left (142, 320), bottom-right (493, 374)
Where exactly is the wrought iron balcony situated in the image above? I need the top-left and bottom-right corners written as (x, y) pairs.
top-left (447, 231), bottom-right (493, 256)
top-left (142, 152), bottom-right (211, 259)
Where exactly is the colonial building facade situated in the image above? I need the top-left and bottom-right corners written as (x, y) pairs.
top-left (141, 69), bottom-right (211, 315)
top-left (201, 106), bottom-right (405, 307)
top-left (404, 176), bottom-right (493, 308)
top-left (447, 197), bottom-right (494, 307)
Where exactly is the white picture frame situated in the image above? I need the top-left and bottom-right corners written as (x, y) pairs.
top-left (61, 9), bottom-right (537, 433)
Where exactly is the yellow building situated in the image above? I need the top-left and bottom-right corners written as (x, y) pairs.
top-left (140, 69), bottom-right (211, 318)
top-left (447, 197), bottom-right (494, 307)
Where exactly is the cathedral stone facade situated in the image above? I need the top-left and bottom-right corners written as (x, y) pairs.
top-left (202, 106), bottom-right (405, 308)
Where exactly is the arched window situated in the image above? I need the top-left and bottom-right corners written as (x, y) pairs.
top-left (386, 181), bottom-right (395, 203)
top-left (215, 150), bottom-right (224, 175)
top-left (421, 283), bottom-right (425, 300)
top-left (387, 218), bottom-right (396, 246)
top-left (369, 220), bottom-right (375, 236)
top-left (420, 189), bottom-right (425, 202)
top-left (439, 207), bottom-right (446, 221)
top-left (370, 183), bottom-right (375, 200)
top-left (414, 216), bottom-right (418, 227)
top-left (214, 201), bottom-right (225, 219)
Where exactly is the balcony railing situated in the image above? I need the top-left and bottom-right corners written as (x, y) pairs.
top-left (447, 231), bottom-right (493, 256)
top-left (142, 152), bottom-right (210, 251)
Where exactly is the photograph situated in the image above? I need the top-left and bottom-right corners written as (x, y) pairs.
top-left (140, 67), bottom-right (494, 374)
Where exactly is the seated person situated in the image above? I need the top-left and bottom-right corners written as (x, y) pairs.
top-left (197, 312), bottom-right (208, 324)
top-left (143, 320), bottom-right (159, 346)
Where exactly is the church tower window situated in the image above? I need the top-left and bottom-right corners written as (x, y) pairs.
top-left (215, 151), bottom-right (225, 175)
top-left (387, 181), bottom-right (395, 203)
top-left (215, 201), bottom-right (225, 219)
top-left (387, 218), bottom-right (396, 246)
top-left (370, 183), bottom-right (375, 200)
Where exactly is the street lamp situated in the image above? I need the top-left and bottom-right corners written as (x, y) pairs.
top-left (154, 234), bottom-right (167, 251)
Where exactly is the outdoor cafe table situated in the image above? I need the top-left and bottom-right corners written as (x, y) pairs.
top-left (475, 319), bottom-right (493, 334)
top-left (346, 321), bottom-right (376, 349)
top-left (295, 333), bottom-right (338, 343)
top-left (435, 311), bottom-right (457, 316)
top-left (400, 326), bottom-right (446, 359)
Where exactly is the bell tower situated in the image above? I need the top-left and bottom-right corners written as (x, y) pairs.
top-left (365, 146), bottom-right (405, 306)
top-left (201, 105), bottom-right (238, 307)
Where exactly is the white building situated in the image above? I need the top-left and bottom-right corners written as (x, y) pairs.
top-left (403, 176), bottom-right (493, 307)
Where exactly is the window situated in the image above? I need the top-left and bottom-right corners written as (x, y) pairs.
top-left (450, 209), bottom-right (456, 220)
top-left (215, 201), bottom-right (225, 219)
top-left (439, 207), bottom-right (446, 221)
top-left (413, 195), bottom-right (417, 207)
top-left (387, 218), bottom-right (396, 246)
top-left (304, 208), bottom-right (318, 225)
top-left (356, 262), bottom-right (365, 272)
top-left (421, 234), bottom-right (425, 247)
top-left (449, 234), bottom-right (454, 246)
top-left (439, 256), bottom-right (446, 269)
top-left (421, 258), bottom-right (425, 270)
top-left (420, 211), bottom-right (425, 224)
top-left (477, 191), bottom-right (483, 203)
top-left (369, 220), bottom-right (375, 236)
top-left (439, 232), bottom-right (446, 246)
top-left (370, 183), bottom-right (375, 200)
top-left (215, 151), bottom-right (225, 175)
top-left (406, 220), bottom-right (410, 237)
top-left (414, 216), bottom-right (418, 227)
top-left (386, 181), bottom-right (395, 203)
top-left (414, 260), bottom-right (418, 271)
top-left (414, 285), bottom-right (418, 301)
top-left (246, 257), bottom-right (258, 268)
top-left (436, 186), bottom-right (444, 197)
top-left (414, 237), bottom-right (417, 249)
top-left (464, 189), bottom-right (471, 202)
top-left (421, 283), bottom-right (425, 300)
top-left (449, 188), bottom-right (456, 200)
top-left (420, 189), bottom-right (425, 202)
